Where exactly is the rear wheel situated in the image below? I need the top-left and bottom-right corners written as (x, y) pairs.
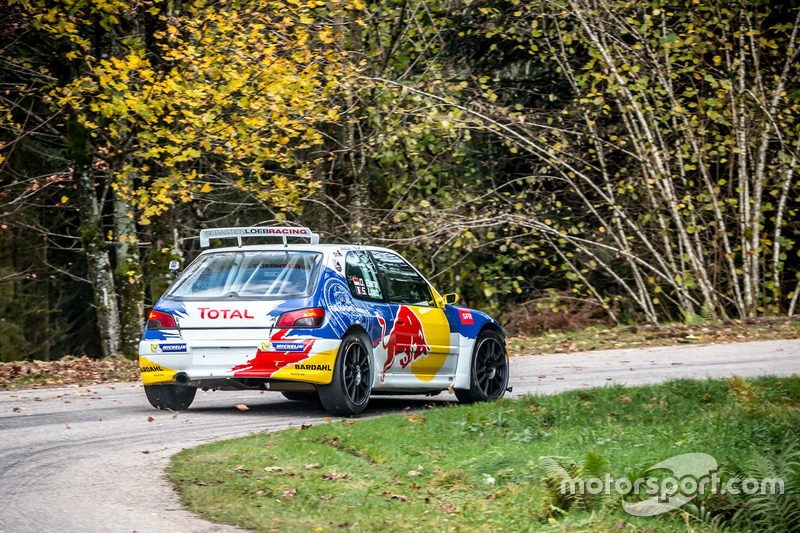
top-left (144, 384), bottom-right (197, 410)
top-left (281, 390), bottom-right (319, 402)
top-left (318, 333), bottom-right (371, 416)
top-left (455, 330), bottom-right (509, 404)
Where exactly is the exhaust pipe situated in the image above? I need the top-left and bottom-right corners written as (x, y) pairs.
top-left (174, 372), bottom-right (190, 385)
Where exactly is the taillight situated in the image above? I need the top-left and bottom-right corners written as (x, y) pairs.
top-left (147, 310), bottom-right (177, 330)
top-left (276, 308), bottom-right (325, 328)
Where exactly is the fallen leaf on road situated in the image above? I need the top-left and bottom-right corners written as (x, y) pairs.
top-left (147, 416), bottom-right (154, 422)
top-left (236, 404), bottom-right (249, 411)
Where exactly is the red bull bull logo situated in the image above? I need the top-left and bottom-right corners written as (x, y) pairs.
top-left (377, 305), bottom-right (431, 379)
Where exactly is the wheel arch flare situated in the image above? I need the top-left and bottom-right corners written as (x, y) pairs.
top-left (450, 307), bottom-right (509, 391)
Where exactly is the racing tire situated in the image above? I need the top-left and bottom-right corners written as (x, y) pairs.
top-left (144, 384), bottom-right (197, 410)
top-left (455, 330), bottom-right (509, 404)
top-left (318, 333), bottom-right (372, 416)
top-left (281, 390), bottom-right (320, 402)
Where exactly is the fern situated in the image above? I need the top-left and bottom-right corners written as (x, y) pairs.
top-left (539, 455), bottom-right (581, 514)
top-left (681, 501), bottom-right (731, 531)
top-left (582, 451), bottom-right (609, 480)
top-left (539, 452), bottom-right (615, 515)
top-left (726, 375), bottom-right (765, 415)
top-left (731, 434), bottom-right (800, 532)
top-left (700, 302), bottom-right (714, 322)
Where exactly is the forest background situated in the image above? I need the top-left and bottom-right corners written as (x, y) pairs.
top-left (2, 0), bottom-right (799, 361)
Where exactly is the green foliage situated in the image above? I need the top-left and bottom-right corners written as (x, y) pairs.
top-left (730, 435), bottom-right (800, 532)
top-left (539, 452), bottom-right (613, 515)
top-left (376, 0), bottom-right (800, 323)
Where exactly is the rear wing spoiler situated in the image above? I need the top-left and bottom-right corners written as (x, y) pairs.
top-left (199, 227), bottom-right (320, 248)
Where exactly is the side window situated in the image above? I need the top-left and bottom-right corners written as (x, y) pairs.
top-left (345, 251), bottom-right (385, 302)
top-left (370, 251), bottom-right (434, 306)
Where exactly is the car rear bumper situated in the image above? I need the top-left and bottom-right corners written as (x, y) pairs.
top-left (139, 337), bottom-right (340, 386)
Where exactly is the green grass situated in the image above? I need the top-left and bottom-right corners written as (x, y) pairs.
top-left (169, 376), bottom-right (800, 532)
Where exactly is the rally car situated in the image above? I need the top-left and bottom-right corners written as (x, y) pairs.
top-left (139, 227), bottom-right (510, 415)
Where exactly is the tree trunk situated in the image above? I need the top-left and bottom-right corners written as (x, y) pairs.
top-left (68, 116), bottom-right (121, 358)
top-left (114, 187), bottom-right (143, 357)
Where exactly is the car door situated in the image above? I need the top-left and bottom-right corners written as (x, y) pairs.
top-left (343, 250), bottom-right (394, 387)
top-left (368, 250), bottom-right (457, 386)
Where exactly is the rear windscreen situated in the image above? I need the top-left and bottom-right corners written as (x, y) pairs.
top-left (167, 251), bottom-right (321, 299)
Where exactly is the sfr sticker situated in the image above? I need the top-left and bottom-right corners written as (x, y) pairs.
top-left (460, 310), bottom-right (474, 324)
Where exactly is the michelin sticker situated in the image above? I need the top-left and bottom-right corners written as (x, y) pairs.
top-left (150, 343), bottom-right (188, 353)
top-left (272, 342), bottom-right (305, 352)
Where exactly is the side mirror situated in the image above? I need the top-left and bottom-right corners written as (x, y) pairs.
top-left (168, 260), bottom-right (181, 278)
top-left (443, 293), bottom-right (459, 305)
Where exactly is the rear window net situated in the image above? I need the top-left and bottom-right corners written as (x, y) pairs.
top-left (167, 251), bottom-right (321, 299)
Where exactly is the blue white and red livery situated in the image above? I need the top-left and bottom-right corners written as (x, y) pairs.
top-left (139, 227), bottom-right (510, 415)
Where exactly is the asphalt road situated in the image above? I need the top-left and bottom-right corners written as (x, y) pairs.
top-left (2, 339), bottom-right (799, 533)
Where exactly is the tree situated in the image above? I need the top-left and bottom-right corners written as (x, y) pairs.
top-left (369, 0), bottom-right (800, 322)
top-left (2, 0), bottom-right (351, 357)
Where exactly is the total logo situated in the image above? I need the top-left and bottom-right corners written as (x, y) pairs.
top-left (198, 308), bottom-right (254, 319)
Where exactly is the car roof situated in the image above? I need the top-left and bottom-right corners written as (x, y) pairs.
top-left (198, 243), bottom-right (394, 254)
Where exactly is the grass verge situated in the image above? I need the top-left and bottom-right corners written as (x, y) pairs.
top-left (168, 376), bottom-right (800, 532)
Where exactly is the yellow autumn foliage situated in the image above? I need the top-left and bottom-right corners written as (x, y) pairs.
top-left (15, 0), bottom-right (361, 223)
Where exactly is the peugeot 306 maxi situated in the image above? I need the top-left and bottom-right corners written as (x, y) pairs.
top-left (140, 227), bottom-right (510, 415)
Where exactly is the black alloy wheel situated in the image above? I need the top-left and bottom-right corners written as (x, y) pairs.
top-left (318, 333), bottom-right (372, 415)
top-left (456, 330), bottom-right (509, 403)
top-left (342, 339), bottom-right (370, 406)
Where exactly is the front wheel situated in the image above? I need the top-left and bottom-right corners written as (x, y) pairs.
top-left (144, 384), bottom-right (197, 410)
top-left (318, 333), bottom-right (372, 416)
top-left (455, 330), bottom-right (509, 404)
